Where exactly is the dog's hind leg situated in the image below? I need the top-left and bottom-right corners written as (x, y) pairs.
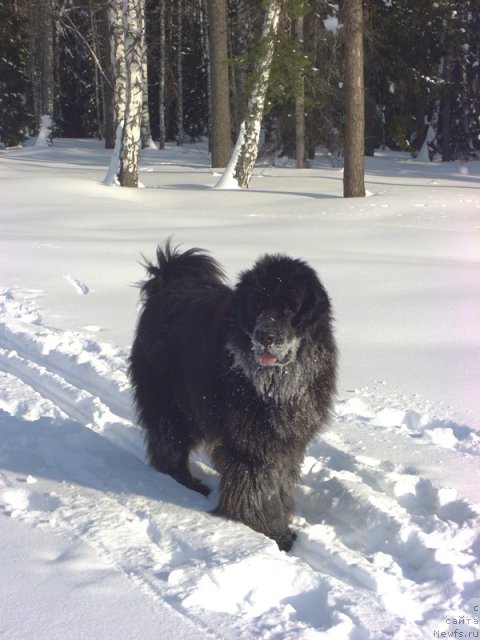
top-left (130, 352), bottom-right (210, 496)
top-left (144, 416), bottom-right (210, 497)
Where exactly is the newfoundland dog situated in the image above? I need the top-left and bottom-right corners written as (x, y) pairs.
top-left (129, 241), bottom-right (337, 551)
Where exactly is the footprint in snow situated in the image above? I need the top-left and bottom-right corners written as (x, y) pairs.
top-left (64, 275), bottom-right (89, 295)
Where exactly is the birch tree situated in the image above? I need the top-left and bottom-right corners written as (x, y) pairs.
top-left (343, 0), bottom-right (365, 198)
top-left (216, 0), bottom-right (281, 189)
top-left (104, 0), bottom-right (146, 187)
top-left (119, 0), bottom-right (145, 187)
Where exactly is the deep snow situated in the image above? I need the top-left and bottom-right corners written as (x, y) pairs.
top-left (0, 139), bottom-right (479, 639)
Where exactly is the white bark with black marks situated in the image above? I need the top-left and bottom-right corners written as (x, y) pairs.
top-left (119, 0), bottom-right (145, 187)
top-left (217, 1), bottom-right (281, 189)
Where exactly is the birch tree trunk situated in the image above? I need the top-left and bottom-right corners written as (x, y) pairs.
top-left (343, 0), bottom-right (365, 197)
top-left (217, 0), bottom-right (281, 189)
top-left (207, 0), bottom-right (231, 167)
top-left (119, 0), bottom-right (145, 187)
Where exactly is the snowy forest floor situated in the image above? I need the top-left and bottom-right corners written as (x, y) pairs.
top-left (1, 139), bottom-right (479, 639)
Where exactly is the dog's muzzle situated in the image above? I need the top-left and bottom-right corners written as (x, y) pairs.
top-left (252, 321), bottom-right (297, 367)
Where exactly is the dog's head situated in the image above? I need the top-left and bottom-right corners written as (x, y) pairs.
top-left (233, 254), bottom-right (332, 368)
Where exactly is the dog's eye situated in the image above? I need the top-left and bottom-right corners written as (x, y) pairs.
top-left (283, 297), bottom-right (302, 317)
top-left (248, 297), bottom-right (263, 316)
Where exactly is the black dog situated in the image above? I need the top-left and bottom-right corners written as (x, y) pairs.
top-left (129, 241), bottom-right (337, 551)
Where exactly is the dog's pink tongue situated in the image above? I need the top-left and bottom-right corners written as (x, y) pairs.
top-left (258, 351), bottom-right (277, 366)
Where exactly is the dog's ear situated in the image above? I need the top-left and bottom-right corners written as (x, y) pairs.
top-left (233, 290), bottom-right (247, 327)
top-left (293, 274), bottom-right (331, 329)
top-left (233, 285), bottom-right (258, 334)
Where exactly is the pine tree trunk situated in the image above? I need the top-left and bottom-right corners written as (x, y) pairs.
top-left (103, 0), bottom-right (126, 181)
top-left (176, 0), bottom-right (184, 146)
top-left (207, 0), bottom-right (231, 167)
top-left (109, 0), bottom-right (126, 132)
top-left (30, 1), bottom-right (41, 128)
top-left (295, 10), bottom-right (305, 169)
top-left (230, 0), bottom-right (249, 135)
top-left (441, 38), bottom-right (453, 162)
top-left (343, 0), bottom-right (365, 198)
top-left (201, 0), bottom-right (212, 149)
top-left (158, 0), bottom-right (166, 149)
top-left (42, 0), bottom-right (54, 120)
top-left (119, 0), bottom-right (145, 187)
top-left (32, 0), bottom-right (55, 145)
top-left (229, 0), bottom-right (281, 188)
top-left (141, 55), bottom-right (155, 148)
top-left (89, 0), bottom-right (102, 140)
top-left (101, 3), bottom-right (115, 148)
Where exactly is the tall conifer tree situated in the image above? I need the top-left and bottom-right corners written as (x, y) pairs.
top-left (343, 0), bottom-right (365, 197)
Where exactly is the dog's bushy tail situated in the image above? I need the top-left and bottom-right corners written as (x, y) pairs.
top-left (139, 239), bottom-right (226, 300)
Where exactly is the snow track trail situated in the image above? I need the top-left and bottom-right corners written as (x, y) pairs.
top-left (1, 289), bottom-right (479, 639)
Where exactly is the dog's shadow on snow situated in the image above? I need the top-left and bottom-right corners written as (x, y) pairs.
top-left (0, 409), bottom-right (217, 514)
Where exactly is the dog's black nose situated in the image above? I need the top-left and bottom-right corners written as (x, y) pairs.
top-left (254, 327), bottom-right (275, 346)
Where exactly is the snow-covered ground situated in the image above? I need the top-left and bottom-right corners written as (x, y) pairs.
top-left (1, 139), bottom-right (479, 639)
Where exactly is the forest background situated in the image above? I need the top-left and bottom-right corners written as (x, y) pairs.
top-left (1, 0), bottom-right (479, 176)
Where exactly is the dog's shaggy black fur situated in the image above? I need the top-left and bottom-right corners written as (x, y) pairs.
top-left (129, 241), bottom-right (337, 551)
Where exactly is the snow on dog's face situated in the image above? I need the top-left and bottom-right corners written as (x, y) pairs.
top-left (250, 308), bottom-right (301, 367)
top-left (232, 254), bottom-right (332, 371)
